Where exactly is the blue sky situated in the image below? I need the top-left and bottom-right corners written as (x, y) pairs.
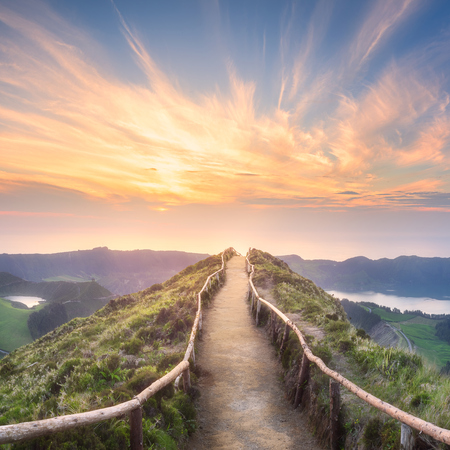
top-left (1, 0), bottom-right (450, 260)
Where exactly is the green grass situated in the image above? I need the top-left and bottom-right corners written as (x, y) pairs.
top-left (372, 308), bottom-right (416, 322)
top-left (0, 297), bottom-right (43, 351)
top-left (398, 323), bottom-right (450, 367)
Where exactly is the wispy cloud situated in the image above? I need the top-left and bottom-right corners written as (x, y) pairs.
top-left (1, 0), bottom-right (450, 215)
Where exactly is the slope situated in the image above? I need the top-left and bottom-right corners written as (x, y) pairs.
top-left (251, 249), bottom-right (450, 449)
top-left (0, 253), bottom-right (221, 449)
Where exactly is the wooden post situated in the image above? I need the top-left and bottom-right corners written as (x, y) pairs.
top-left (401, 423), bottom-right (414, 449)
top-left (256, 299), bottom-right (261, 325)
top-left (294, 353), bottom-right (310, 408)
top-left (250, 291), bottom-right (255, 311)
top-left (329, 380), bottom-right (340, 450)
top-left (279, 324), bottom-right (289, 355)
top-left (199, 311), bottom-right (203, 333)
top-left (182, 368), bottom-right (191, 392)
top-left (130, 407), bottom-right (143, 450)
top-left (191, 348), bottom-right (196, 366)
top-left (271, 311), bottom-right (276, 342)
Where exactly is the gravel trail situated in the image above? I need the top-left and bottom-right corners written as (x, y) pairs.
top-left (188, 256), bottom-right (324, 449)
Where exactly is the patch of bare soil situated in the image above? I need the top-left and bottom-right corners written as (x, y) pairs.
top-left (188, 256), bottom-right (324, 449)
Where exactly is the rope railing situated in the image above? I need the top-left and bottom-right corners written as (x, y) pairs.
top-left (0, 248), bottom-right (235, 448)
top-left (245, 249), bottom-right (450, 448)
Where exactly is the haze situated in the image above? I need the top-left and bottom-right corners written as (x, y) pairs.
top-left (1, 0), bottom-right (450, 261)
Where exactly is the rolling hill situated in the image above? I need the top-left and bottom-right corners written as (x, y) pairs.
top-left (279, 254), bottom-right (450, 298)
top-left (0, 247), bottom-right (209, 295)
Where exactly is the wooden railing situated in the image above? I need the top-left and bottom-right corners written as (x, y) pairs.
top-left (245, 249), bottom-right (450, 449)
top-left (0, 248), bottom-right (234, 448)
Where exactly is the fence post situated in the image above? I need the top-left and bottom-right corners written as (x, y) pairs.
top-left (182, 368), bottom-right (191, 392)
top-left (294, 353), bottom-right (310, 408)
top-left (199, 311), bottom-right (203, 333)
top-left (256, 299), bottom-right (261, 325)
top-left (279, 324), bottom-right (289, 356)
top-left (271, 311), bottom-right (276, 342)
top-left (401, 423), bottom-right (414, 449)
top-left (330, 380), bottom-right (340, 450)
top-left (130, 407), bottom-right (143, 450)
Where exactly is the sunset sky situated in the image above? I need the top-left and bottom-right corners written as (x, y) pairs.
top-left (1, 0), bottom-right (450, 260)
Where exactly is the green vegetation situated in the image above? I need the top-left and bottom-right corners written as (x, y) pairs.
top-left (0, 278), bottom-right (113, 351)
top-left (0, 251), bottom-right (232, 449)
top-left (398, 323), bottom-right (450, 367)
top-left (0, 298), bottom-right (44, 352)
top-left (250, 249), bottom-right (450, 449)
top-left (342, 300), bottom-right (450, 369)
top-left (340, 299), bottom-right (381, 332)
top-left (371, 307), bottom-right (416, 322)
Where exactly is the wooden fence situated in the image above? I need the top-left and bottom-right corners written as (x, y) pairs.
top-left (245, 250), bottom-right (450, 449)
top-left (0, 248), bottom-right (234, 448)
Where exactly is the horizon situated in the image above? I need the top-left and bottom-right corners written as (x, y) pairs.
top-left (2, 244), bottom-right (447, 264)
top-left (2, 0), bottom-right (450, 261)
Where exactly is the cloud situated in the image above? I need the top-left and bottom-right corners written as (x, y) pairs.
top-left (350, 0), bottom-right (416, 69)
top-left (1, 0), bottom-right (450, 215)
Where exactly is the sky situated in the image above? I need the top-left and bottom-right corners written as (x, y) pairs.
top-left (1, 0), bottom-right (450, 260)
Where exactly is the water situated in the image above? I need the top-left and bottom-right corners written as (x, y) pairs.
top-left (4, 296), bottom-right (46, 308)
top-left (327, 290), bottom-right (450, 315)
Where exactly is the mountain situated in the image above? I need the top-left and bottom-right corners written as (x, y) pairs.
top-left (278, 254), bottom-right (450, 298)
top-left (0, 247), bottom-right (209, 295)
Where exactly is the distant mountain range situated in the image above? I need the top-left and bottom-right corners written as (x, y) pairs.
top-left (278, 254), bottom-right (450, 299)
top-left (0, 247), bottom-right (209, 295)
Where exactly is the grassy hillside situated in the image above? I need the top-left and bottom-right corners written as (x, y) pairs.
top-left (250, 249), bottom-right (450, 449)
top-left (0, 252), bottom-right (227, 449)
top-left (0, 298), bottom-right (44, 353)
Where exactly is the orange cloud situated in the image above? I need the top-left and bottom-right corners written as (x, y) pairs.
top-left (1, 0), bottom-right (450, 215)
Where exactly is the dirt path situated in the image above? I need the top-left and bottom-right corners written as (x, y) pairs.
top-left (188, 256), bottom-right (324, 449)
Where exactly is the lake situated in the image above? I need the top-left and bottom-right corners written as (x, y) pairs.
top-left (5, 296), bottom-right (46, 308)
top-left (327, 290), bottom-right (450, 315)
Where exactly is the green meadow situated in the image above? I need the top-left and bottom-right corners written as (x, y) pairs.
top-left (397, 322), bottom-right (450, 367)
top-left (371, 307), bottom-right (416, 322)
top-left (370, 307), bottom-right (450, 367)
top-left (0, 297), bottom-right (43, 353)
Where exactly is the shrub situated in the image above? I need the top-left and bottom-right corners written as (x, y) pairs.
top-left (356, 328), bottom-right (370, 339)
top-left (126, 367), bottom-right (159, 393)
top-left (157, 352), bottom-right (184, 372)
top-left (311, 343), bottom-right (332, 365)
top-left (121, 337), bottom-right (143, 355)
top-left (363, 418), bottom-right (382, 449)
top-left (338, 338), bottom-right (354, 353)
top-left (136, 326), bottom-right (157, 343)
